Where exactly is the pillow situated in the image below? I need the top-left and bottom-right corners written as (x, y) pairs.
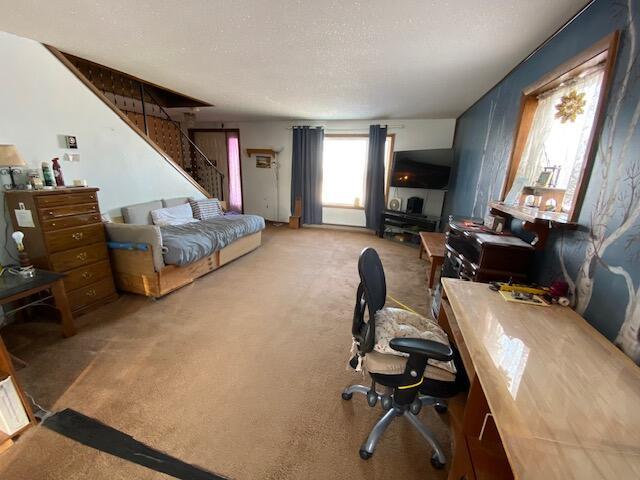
top-left (162, 197), bottom-right (190, 208)
top-left (122, 200), bottom-right (163, 225)
top-left (373, 307), bottom-right (456, 375)
top-left (151, 203), bottom-right (199, 226)
top-left (189, 198), bottom-right (223, 220)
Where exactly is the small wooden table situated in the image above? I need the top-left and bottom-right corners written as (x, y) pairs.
top-left (418, 232), bottom-right (445, 288)
top-left (0, 269), bottom-right (76, 338)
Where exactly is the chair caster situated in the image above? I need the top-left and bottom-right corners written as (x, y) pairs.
top-left (430, 453), bottom-right (446, 470)
top-left (409, 399), bottom-right (422, 415)
top-left (341, 392), bottom-right (353, 401)
top-left (366, 390), bottom-right (378, 407)
top-left (380, 395), bottom-right (392, 411)
top-left (434, 402), bottom-right (448, 414)
top-left (359, 449), bottom-right (372, 460)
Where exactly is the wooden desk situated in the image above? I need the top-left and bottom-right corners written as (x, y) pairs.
top-left (418, 232), bottom-right (445, 288)
top-left (439, 278), bottom-right (640, 480)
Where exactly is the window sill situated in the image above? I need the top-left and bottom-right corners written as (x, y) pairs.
top-left (323, 204), bottom-right (365, 210)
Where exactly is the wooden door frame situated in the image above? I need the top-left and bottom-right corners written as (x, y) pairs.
top-left (188, 128), bottom-right (244, 212)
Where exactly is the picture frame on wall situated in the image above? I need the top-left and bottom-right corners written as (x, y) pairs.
top-left (256, 155), bottom-right (271, 168)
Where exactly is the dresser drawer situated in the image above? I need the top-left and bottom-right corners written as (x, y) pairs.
top-left (39, 203), bottom-right (99, 219)
top-left (50, 243), bottom-right (108, 272)
top-left (36, 192), bottom-right (98, 207)
top-left (63, 260), bottom-right (112, 292)
top-left (42, 213), bottom-right (101, 232)
top-left (45, 224), bottom-right (105, 253)
top-left (68, 277), bottom-right (116, 311)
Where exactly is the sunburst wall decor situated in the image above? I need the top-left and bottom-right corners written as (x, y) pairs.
top-left (555, 89), bottom-right (586, 123)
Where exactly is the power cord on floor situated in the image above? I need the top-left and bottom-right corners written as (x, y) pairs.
top-left (25, 391), bottom-right (55, 422)
top-left (387, 294), bottom-right (419, 314)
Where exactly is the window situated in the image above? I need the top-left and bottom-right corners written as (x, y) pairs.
top-left (515, 68), bottom-right (604, 211)
top-left (322, 135), bottom-right (393, 207)
top-left (503, 33), bottom-right (618, 221)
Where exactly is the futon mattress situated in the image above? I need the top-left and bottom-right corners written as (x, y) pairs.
top-left (160, 214), bottom-right (265, 266)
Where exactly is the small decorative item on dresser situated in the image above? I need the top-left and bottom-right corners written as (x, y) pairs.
top-left (41, 160), bottom-right (55, 187)
top-left (51, 158), bottom-right (65, 187)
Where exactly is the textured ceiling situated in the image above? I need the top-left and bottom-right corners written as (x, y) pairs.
top-left (0, 0), bottom-right (588, 121)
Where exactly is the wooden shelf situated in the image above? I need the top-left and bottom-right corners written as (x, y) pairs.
top-left (489, 201), bottom-right (578, 250)
top-left (489, 202), bottom-right (577, 228)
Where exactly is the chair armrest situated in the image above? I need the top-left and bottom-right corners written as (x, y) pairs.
top-left (389, 338), bottom-right (453, 362)
top-left (105, 223), bottom-right (165, 272)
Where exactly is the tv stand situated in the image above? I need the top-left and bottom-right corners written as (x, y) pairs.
top-left (378, 209), bottom-right (441, 239)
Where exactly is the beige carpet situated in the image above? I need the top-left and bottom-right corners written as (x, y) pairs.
top-left (0, 226), bottom-right (450, 479)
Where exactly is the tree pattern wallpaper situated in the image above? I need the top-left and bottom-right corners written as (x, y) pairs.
top-left (447, 0), bottom-right (640, 363)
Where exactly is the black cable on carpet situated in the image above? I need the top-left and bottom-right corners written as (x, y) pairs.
top-left (44, 408), bottom-right (228, 480)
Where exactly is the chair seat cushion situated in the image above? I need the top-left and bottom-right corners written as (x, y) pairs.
top-left (364, 351), bottom-right (456, 382)
top-left (372, 307), bottom-right (456, 376)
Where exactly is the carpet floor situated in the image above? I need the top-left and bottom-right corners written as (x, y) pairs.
top-left (0, 226), bottom-right (451, 479)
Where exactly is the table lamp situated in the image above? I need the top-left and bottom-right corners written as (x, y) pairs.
top-left (0, 145), bottom-right (27, 190)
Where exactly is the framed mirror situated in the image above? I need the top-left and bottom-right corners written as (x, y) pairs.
top-left (501, 32), bottom-right (620, 223)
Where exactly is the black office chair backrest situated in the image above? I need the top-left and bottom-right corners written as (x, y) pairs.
top-left (352, 248), bottom-right (387, 353)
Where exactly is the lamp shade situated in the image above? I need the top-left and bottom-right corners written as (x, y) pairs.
top-left (0, 145), bottom-right (26, 167)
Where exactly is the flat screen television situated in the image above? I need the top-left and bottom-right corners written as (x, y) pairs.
top-left (391, 149), bottom-right (452, 189)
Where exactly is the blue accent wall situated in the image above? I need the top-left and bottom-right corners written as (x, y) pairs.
top-left (447, 0), bottom-right (640, 362)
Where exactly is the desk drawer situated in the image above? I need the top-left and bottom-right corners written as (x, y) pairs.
top-left (42, 213), bottom-right (101, 232)
top-left (50, 243), bottom-right (108, 272)
top-left (64, 260), bottom-right (112, 292)
top-left (45, 224), bottom-right (105, 253)
top-left (68, 277), bottom-right (116, 311)
top-left (39, 203), bottom-right (99, 219)
top-left (36, 192), bottom-right (98, 207)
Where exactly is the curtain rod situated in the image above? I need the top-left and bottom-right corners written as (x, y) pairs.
top-left (285, 124), bottom-right (404, 131)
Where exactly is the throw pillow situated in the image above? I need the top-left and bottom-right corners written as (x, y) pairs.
top-left (151, 203), bottom-right (199, 226)
top-left (190, 198), bottom-right (223, 220)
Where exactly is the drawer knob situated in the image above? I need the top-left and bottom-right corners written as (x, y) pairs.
top-left (86, 289), bottom-right (97, 297)
top-left (49, 211), bottom-right (54, 215)
top-left (72, 232), bottom-right (84, 240)
top-left (81, 271), bottom-right (93, 279)
top-left (77, 252), bottom-right (88, 261)
top-left (90, 195), bottom-right (95, 199)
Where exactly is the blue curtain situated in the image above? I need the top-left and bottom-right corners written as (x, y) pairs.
top-left (291, 126), bottom-right (324, 225)
top-left (365, 125), bottom-right (387, 230)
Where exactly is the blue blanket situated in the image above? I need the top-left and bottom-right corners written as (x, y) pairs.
top-left (160, 214), bottom-right (265, 266)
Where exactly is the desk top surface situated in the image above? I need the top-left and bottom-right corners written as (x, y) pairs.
top-left (0, 269), bottom-right (63, 301)
top-left (442, 278), bottom-right (640, 480)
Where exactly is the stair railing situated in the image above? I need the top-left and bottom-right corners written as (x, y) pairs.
top-left (140, 86), bottom-right (225, 200)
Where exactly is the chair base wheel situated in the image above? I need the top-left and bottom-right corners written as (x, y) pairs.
top-left (430, 453), bottom-right (445, 470)
top-left (342, 392), bottom-right (353, 401)
top-left (434, 402), bottom-right (448, 414)
top-left (359, 449), bottom-right (372, 460)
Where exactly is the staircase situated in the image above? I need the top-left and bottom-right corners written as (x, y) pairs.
top-left (48, 48), bottom-right (225, 199)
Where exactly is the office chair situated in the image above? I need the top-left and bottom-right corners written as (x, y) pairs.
top-left (342, 247), bottom-right (467, 468)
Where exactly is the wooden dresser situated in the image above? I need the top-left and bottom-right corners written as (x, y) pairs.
top-left (5, 187), bottom-right (117, 316)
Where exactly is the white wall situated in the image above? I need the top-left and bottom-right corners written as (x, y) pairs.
top-left (0, 31), bottom-right (204, 264)
top-left (201, 119), bottom-right (456, 225)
